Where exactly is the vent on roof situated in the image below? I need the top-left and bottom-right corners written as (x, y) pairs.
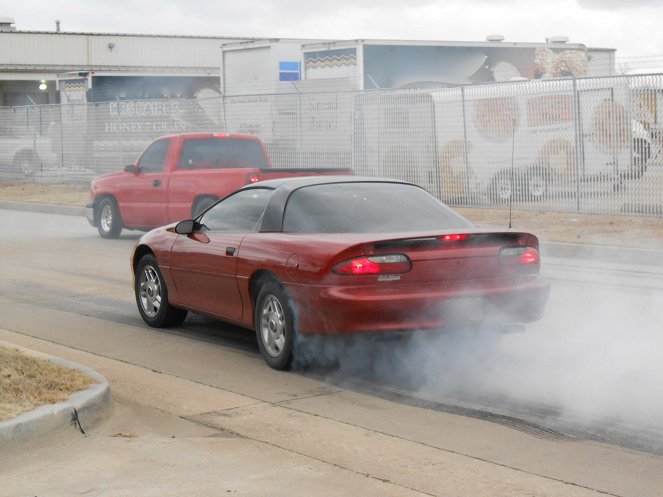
top-left (0, 17), bottom-right (16, 32)
top-left (547, 36), bottom-right (569, 43)
top-left (486, 34), bottom-right (505, 42)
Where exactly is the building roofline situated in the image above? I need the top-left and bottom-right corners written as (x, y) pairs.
top-left (0, 29), bottom-right (254, 41)
top-left (301, 38), bottom-right (614, 52)
top-left (0, 30), bottom-right (616, 53)
top-left (220, 38), bottom-right (334, 50)
top-left (1, 64), bottom-right (219, 77)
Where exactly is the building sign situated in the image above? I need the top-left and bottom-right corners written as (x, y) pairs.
top-left (279, 61), bottom-right (301, 81)
top-left (527, 95), bottom-right (574, 127)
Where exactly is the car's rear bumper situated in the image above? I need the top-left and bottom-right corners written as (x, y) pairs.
top-left (287, 277), bottom-right (550, 335)
top-left (85, 202), bottom-right (96, 227)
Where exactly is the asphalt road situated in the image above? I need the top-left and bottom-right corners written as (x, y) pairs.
top-left (1, 209), bottom-right (663, 497)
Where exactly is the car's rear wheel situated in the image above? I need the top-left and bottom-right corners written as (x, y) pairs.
top-left (255, 281), bottom-right (295, 370)
top-left (135, 254), bottom-right (188, 328)
top-left (97, 197), bottom-right (123, 239)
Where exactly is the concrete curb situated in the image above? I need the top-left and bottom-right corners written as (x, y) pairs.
top-left (0, 341), bottom-right (112, 448)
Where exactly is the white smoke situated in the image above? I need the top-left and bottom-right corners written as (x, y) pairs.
top-left (303, 264), bottom-right (663, 449)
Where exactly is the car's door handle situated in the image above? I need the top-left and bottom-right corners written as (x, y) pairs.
top-left (226, 247), bottom-right (236, 256)
top-left (153, 179), bottom-right (161, 187)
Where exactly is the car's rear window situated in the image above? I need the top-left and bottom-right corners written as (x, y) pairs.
top-left (283, 183), bottom-right (472, 233)
top-left (178, 138), bottom-right (268, 169)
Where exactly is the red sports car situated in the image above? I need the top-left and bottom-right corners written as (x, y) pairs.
top-left (132, 176), bottom-right (550, 370)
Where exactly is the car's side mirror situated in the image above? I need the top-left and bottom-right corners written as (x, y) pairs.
top-left (175, 219), bottom-right (195, 235)
top-left (123, 164), bottom-right (136, 173)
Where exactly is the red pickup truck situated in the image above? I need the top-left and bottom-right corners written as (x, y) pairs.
top-left (86, 132), bottom-right (352, 238)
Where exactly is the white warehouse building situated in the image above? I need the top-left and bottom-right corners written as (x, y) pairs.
top-left (0, 16), bottom-right (616, 106)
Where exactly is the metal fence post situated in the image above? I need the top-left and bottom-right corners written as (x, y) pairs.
top-left (572, 76), bottom-right (582, 212)
top-left (461, 86), bottom-right (471, 204)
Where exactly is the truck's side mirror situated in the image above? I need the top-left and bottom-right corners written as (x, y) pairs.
top-left (123, 164), bottom-right (136, 173)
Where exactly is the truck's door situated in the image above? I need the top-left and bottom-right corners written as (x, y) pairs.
top-left (122, 138), bottom-right (172, 227)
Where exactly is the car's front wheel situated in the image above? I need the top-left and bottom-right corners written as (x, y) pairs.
top-left (254, 281), bottom-right (295, 370)
top-left (135, 254), bottom-right (188, 328)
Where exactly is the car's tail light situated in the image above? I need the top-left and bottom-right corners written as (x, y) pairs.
top-left (333, 254), bottom-right (412, 275)
top-left (499, 246), bottom-right (540, 268)
top-left (440, 233), bottom-right (469, 242)
top-left (247, 173), bottom-right (260, 183)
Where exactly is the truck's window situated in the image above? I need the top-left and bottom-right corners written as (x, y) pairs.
top-left (138, 139), bottom-right (170, 173)
top-left (199, 188), bottom-right (272, 232)
top-left (178, 138), bottom-right (269, 169)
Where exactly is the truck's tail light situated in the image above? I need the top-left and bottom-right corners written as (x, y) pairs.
top-left (333, 254), bottom-right (412, 275)
top-left (247, 173), bottom-right (260, 183)
top-left (499, 246), bottom-right (540, 270)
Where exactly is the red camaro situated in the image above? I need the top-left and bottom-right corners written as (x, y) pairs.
top-left (132, 176), bottom-right (550, 370)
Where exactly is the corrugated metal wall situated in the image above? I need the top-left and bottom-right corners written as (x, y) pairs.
top-left (0, 31), bottom-right (239, 69)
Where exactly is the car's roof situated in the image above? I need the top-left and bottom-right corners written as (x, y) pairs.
top-left (251, 176), bottom-right (424, 232)
top-left (246, 175), bottom-right (415, 193)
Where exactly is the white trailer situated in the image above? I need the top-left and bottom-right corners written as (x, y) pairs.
top-left (432, 77), bottom-right (652, 203)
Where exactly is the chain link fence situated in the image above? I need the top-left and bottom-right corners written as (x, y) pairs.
top-left (1, 73), bottom-right (662, 217)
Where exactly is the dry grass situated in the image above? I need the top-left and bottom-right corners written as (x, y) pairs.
top-left (0, 346), bottom-right (96, 421)
top-left (0, 181), bottom-right (89, 207)
top-left (456, 207), bottom-right (663, 249)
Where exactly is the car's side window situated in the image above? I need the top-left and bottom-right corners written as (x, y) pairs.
top-left (137, 139), bottom-right (170, 173)
top-left (200, 189), bottom-right (272, 232)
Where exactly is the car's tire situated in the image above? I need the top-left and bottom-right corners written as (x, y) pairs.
top-left (489, 170), bottom-right (515, 203)
top-left (525, 166), bottom-right (550, 201)
top-left (96, 197), bottom-right (123, 239)
top-left (135, 254), bottom-right (188, 328)
top-left (192, 196), bottom-right (217, 217)
top-left (254, 280), bottom-right (295, 371)
top-left (13, 151), bottom-right (38, 179)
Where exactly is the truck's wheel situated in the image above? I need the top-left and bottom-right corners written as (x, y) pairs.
top-left (97, 197), bottom-right (123, 239)
top-left (192, 196), bottom-right (217, 217)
